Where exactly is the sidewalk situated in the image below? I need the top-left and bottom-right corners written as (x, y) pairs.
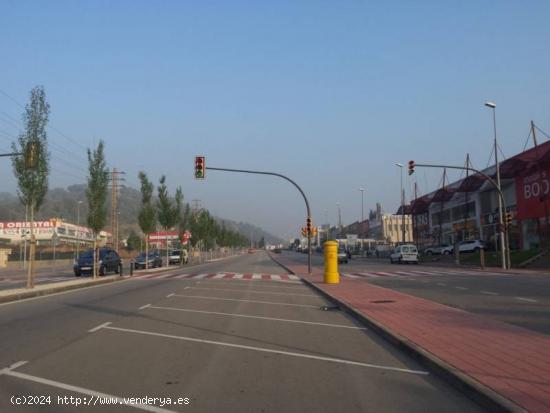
top-left (271, 253), bottom-right (550, 413)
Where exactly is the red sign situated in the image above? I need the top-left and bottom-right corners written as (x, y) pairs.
top-left (515, 168), bottom-right (550, 220)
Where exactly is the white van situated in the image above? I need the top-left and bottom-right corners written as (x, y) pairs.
top-left (390, 244), bottom-right (419, 264)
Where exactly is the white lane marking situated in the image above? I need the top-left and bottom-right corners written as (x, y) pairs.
top-left (183, 286), bottom-right (190, 290)
top-left (166, 293), bottom-right (175, 298)
top-left (146, 305), bottom-right (367, 330)
top-left (101, 325), bottom-right (428, 375)
top-left (170, 294), bottom-right (319, 308)
top-left (515, 297), bottom-right (537, 303)
top-left (88, 322), bottom-right (112, 333)
top-left (138, 304), bottom-right (152, 310)
top-left (343, 274), bottom-right (361, 279)
top-left (455, 286), bottom-right (468, 290)
top-left (0, 360), bottom-right (28, 373)
top-left (203, 280), bottom-right (306, 290)
top-left (187, 286), bottom-right (316, 297)
top-left (375, 272), bottom-right (396, 276)
top-left (480, 291), bottom-right (498, 296)
top-left (0, 368), bottom-right (176, 413)
top-left (436, 283), bottom-right (447, 287)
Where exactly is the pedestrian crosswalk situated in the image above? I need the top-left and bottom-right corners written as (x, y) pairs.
top-left (134, 272), bottom-right (301, 282)
top-left (343, 268), bottom-right (507, 279)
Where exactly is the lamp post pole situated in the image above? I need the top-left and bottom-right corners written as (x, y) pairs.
top-left (396, 163), bottom-right (405, 244)
top-left (359, 187), bottom-right (365, 253)
top-left (485, 101), bottom-right (507, 270)
top-left (76, 201), bottom-right (83, 258)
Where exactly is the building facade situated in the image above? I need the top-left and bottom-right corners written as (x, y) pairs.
top-left (369, 213), bottom-right (413, 244)
top-left (411, 139), bottom-right (550, 251)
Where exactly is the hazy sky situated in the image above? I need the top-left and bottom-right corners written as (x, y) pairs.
top-left (1, 1), bottom-right (549, 240)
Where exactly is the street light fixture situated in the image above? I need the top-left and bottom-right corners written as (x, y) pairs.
top-left (395, 163), bottom-right (405, 244)
top-left (484, 101), bottom-right (507, 269)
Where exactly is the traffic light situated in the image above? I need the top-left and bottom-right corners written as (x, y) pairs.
top-left (408, 160), bottom-right (415, 176)
top-left (306, 217), bottom-right (312, 236)
top-left (505, 212), bottom-right (513, 226)
top-left (25, 141), bottom-right (38, 170)
top-left (194, 156), bottom-right (205, 179)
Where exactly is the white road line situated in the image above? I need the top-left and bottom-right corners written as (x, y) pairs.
top-left (88, 322), bottom-right (112, 333)
top-left (100, 325), bottom-right (428, 375)
top-left (343, 274), bottom-right (360, 279)
top-left (480, 291), bottom-right (498, 296)
top-left (455, 286), bottom-right (468, 290)
top-left (138, 304), bottom-right (151, 310)
top-left (183, 286), bottom-right (190, 290)
top-left (204, 280), bottom-right (306, 290)
top-left (146, 305), bottom-right (367, 330)
top-left (193, 273), bottom-right (210, 279)
top-left (187, 286), bottom-right (316, 297)
top-left (166, 293), bottom-right (175, 298)
top-left (0, 360), bottom-right (28, 373)
top-left (170, 294), bottom-right (319, 308)
top-left (0, 367), bottom-right (176, 413)
top-left (515, 297), bottom-right (537, 303)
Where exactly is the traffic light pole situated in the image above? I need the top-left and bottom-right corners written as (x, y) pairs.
top-left (413, 163), bottom-right (509, 269)
top-left (206, 166), bottom-right (312, 274)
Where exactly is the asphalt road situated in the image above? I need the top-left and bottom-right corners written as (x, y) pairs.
top-left (0, 251), bottom-right (483, 412)
top-left (291, 251), bottom-right (550, 335)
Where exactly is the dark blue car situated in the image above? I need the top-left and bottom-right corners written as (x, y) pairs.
top-left (74, 248), bottom-right (121, 276)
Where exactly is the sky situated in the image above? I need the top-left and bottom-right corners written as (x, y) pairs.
top-left (0, 1), bottom-right (549, 240)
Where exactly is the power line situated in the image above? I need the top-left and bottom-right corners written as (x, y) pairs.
top-left (0, 87), bottom-right (89, 152)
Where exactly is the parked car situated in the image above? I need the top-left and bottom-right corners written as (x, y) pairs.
top-left (390, 244), bottom-right (419, 264)
top-left (459, 240), bottom-right (485, 253)
top-left (74, 248), bottom-right (121, 276)
top-left (422, 245), bottom-right (438, 255)
top-left (248, 248), bottom-right (255, 254)
top-left (337, 247), bottom-right (349, 264)
top-left (273, 248), bottom-right (282, 254)
top-left (168, 249), bottom-right (188, 265)
top-left (134, 251), bottom-right (162, 269)
top-left (438, 244), bottom-right (454, 255)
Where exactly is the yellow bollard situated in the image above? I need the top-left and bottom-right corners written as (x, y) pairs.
top-left (324, 241), bottom-right (339, 284)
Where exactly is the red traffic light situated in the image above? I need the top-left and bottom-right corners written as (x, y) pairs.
top-left (195, 156), bottom-right (205, 179)
top-left (408, 160), bottom-right (415, 176)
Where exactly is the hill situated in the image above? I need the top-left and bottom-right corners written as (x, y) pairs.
top-left (0, 185), bottom-right (282, 245)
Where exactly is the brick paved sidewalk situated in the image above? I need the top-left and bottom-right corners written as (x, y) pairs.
top-left (272, 253), bottom-right (550, 413)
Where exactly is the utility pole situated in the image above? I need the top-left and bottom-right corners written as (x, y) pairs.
top-left (76, 200), bottom-right (82, 258)
top-left (109, 168), bottom-right (125, 251)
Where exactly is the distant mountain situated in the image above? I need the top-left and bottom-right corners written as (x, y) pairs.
top-left (0, 185), bottom-right (282, 244)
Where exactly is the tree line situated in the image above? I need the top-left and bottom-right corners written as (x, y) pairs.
top-left (10, 86), bottom-right (249, 282)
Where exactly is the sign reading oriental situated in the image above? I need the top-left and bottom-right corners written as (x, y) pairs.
top-left (515, 169), bottom-right (550, 220)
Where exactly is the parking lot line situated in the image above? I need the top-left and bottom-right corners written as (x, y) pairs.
top-left (0, 364), bottom-right (176, 413)
top-left (187, 286), bottom-right (316, 297)
top-left (88, 322), bottom-right (112, 333)
top-left (96, 324), bottom-right (428, 375)
top-left (144, 305), bottom-right (367, 330)
top-left (170, 294), bottom-right (320, 308)
top-left (515, 297), bottom-right (538, 303)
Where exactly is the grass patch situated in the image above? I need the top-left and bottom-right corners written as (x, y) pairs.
top-left (459, 249), bottom-right (540, 268)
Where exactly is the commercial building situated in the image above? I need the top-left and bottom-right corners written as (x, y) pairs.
top-left (368, 213), bottom-right (414, 244)
top-left (0, 219), bottom-right (111, 247)
top-left (410, 139), bottom-right (550, 251)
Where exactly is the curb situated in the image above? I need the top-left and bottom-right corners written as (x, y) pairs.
top-left (268, 253), bottom-right (526, 413)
